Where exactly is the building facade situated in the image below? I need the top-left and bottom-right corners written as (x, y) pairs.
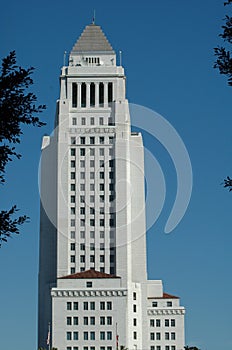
top-left (38, 23), bottom-right (185, 350)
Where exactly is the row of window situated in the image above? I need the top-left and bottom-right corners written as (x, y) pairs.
top-left (66, 316), bottom-right (113, 326)
top-left (67, 331), bottom-right (113, 341)
top-left (70, 218), bottom-right (115, 227)
top-left (70, 159), bottom-right (114, 168)
top-left (70, 243), bottom-right (109, 251)
top-left (71, 148), bottom-right (114, 157)
top-left (71, 171), bottom-right (114, 180)
top-left (67, 301), bottom-right (112, 311)
top-left (70, 194), bottom-right (115, 204)
top-left (71, 200), bottom-right (114, 211)
top-left (150, 332), bottom-right (176, 341)
top-left (71, 136), bottom-right (114, 145)
top-left (73, 254), bottom-right (114, 263)
top-left (152, 301), bottom-right (173, 307)
top-left (70, 230), bottom-right (115, 239)
top-left (71, 266), bottom-right (115, 274)
top-left (150, 319), bottom-right (176, 327)
top-left (71, 116), bottom-right (114, 126)
top-left (150, 346), bottom-right (176, 350)
top-left (72, 82), bottom-right (113, 108)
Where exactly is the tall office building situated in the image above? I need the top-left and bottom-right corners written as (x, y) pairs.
top-left (38, 23), bottom-right (185, 350)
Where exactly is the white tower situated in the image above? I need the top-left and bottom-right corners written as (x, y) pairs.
top-left (38, 23), bottom-right (185, 350)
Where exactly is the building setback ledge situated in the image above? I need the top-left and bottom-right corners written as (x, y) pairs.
top-left (59, 269), bottom-right (121, 280)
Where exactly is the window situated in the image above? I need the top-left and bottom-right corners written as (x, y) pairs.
top-left (100, 331), bottom-right (105, 340)
top-left (80, 207), bottom-right (85, 215)
top-left (80, 219), bottom-right (85, 227)
top-left (108, 82), bottom-right (113, 103)
top-left (157, 347), bottom-right (161, 350)
top-left (167, 301), bottom-right (172, 307)
top-left (100, 207), bottom-right (104, 214)
top-left (100, 219), bottom-right (104, 226)
top-left (171, 332), bottom-right (175, 340)
top-left (90, 160), bottom-right (95, 167)
top-left (90, 117), bottom-right (94, 125)
top-left (83, 331), bottom-right (88, 340)
top-left (80, 195), bottom-right (85, 203)
top-left (90, 331), bottom-right (95, 340)
top-left (165, 347), bottom-right (170, 350)
top-left (71, 255), bottom-right (75, 263)
top-left (80, 255), bottom-right (85, 263)
top-left (100, 243), bottom-right (104, 250)
top-left (107, 332), bottom-right (112, 340)
top-left (80, 243), bottom-right (85, 250)
top-left (171, 346), bottom-right (176, 350)
top-left (80, 160), bottom-right (85, 168)
top-left (156, 319), bottom-right (161, 327)
top-left (72, 83), bottom-right (77, 107)
top-left (83, 316), bottom-right (88, 325)
top-left (70, 195), bottom-right (75, 203)
top-left (99, 117), bottom-right (104, 125)
top-left (133, 332), bottom-right (137, 340)
top-left (71, 219), bottom-right (75, 227)
top-left (70, 231), bottom-right (75, 239)
top-left (99, 136), bottom-right (104, 144)
top-left (71, 207), bottom-right (75, 214)
top-left (100, 195), bottom-right (104, 203)
top-left (80, 148), bottom-right (85, 156)
top-left (156, 333), bottom-right (161, 340)
top-left (90, 231), bottom-right (95, 238)
top-left (110, 254), bottom-right (114, 263)
top-left (81, 83), bottom-right (86, 107)
top-left (71, 148), bottom-right (76, 156)
top-left (100, 255), bottom-right (105, 263)
top-left (100, 316), bottom-right (105, 325)
top-left (90, 316), bottom-right (95, 325)
top-left (83, 302), bottom-right (88, 310)
top-left (109, 218), bottom-right (114, 227)
top-left (152, 301), bottom-right (158, 307)
top-left (90, 301), bottom-right (95, 309)
top-left (90, 148), bottom-right (95, 156)
top-left (165, 319), bottom-right (169, 327)
top-left (73, 302), bottom-right (78, 310)
top-left (71, 137), bottom-right (76, 145)
top-left (90, 184), bottom-right (95, 191)
top-left (67, 332), bottom-right (72, 340)
top-left (106, 301), bottom-right (112, 310)
top-left (109, 159), bottom-right (114, 168)
top-left (70, 267), bottom-right (75, 274)
top-left (99, 82), bottom-right (104, 106)
top-left (171, 319), bottom-right (175, 327)
top-left (73, 317), bottom-right (78, 325)
top-left (99, 160), bottom-right (104, 167)
top-left (165, 332), bottom-right (169, 340)
top-left (150, 333), bottom-right (155, 340)
top-left (90, 83), bottom-right (95, 107)
top-left (109, 136), bottom-right (113, 144)
top-left (90, 172), bottom-right (95, 179)
top-left (100, 148), bottom-right (104, 156)
top-left (67, 347), bottom-right (72, 350)
top-left (90, 255), bottom-right (95, 263)
top-left (70, 243), bottom-right (75, 251)
top-left (150, 347), bottom-right (155, 350)
top-left (90, 195), bottom-right (95, 203)
top-left (81, 118), bottom-right (86, 126)
top-left (80, 231), bottom-right (85, 239)
top-left (133, 305), bottom-right (136, 312)
top-left (67, 302), bottom-right (72, 310)
top-left (90, 219), bottom-right (95, 226)
top-left (133, 292), bottom-right (136, 300)
top-left (80, 172), bottom-right (85, 179)
top-left (90, 243), bottom-right (95, 250)
top-left (71, 172), bottom-right (75, 179)
top-left (73, 332), bottom-right (78, 340)
top-left (90, 137), bottom-right (95, 145)
top-left (133, 318), bottom-right (137, 326)
top-left (109, 172), bottom-right (114, 179)
top-left (100, 172), bottom-right (104, 179)
top-left (107, 316), bottom-right (112, 325)
top-left (80, 136), bottom-right (85, 144)
top-left (100, 301), bottom-right (105, 310)
top-left (109, 148), bottom-right (113, 156)
top-left (150, 319), bottom-right (155, 327)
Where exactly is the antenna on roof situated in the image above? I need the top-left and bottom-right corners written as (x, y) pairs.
top-left (63, 51), bottom-right (67, 66)
top-left (119, 50), bottom-right (122, 66)
top-left (92, 9), bottom-right (96, 24)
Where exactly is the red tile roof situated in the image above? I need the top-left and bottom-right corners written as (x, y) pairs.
top-left (148, 292), bottom-right (179, 299)
top-left (59, 269), bottom-right (120, 279)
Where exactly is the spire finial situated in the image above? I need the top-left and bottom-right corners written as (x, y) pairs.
top-left (92, 9), bottom-right (96, 24)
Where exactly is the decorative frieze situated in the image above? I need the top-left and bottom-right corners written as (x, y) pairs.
top-left (147, 309), bottom-right (185, 316)
top-left (69, 127), bottom-right (115, 134)
top-left (51, 289), bottom-right (127, 298)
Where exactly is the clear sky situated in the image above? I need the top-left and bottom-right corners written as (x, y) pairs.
top-left (0, 1), bottom-right (231, 350)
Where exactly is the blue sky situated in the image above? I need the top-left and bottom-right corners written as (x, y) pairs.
top-left (0, 1), bottom-right (232, 350)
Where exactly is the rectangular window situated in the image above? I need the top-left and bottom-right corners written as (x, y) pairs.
top-left (90, 117), bottom-right (94, 125)
top-left (73, 332), bottom-right (78, 340)
top-left (107, 301), bottom-right (112, 310)
top-left (90, 136), bottom-right (95, 144)
top-left (70, 207), bottom-right (75, 214)
top-left (90, 195), bottom-right (95, 203)
top-left (80, 195), bottom-right (85, 203)
top-left (165, 347), bottom-right (170, 350)
top-left (99, 136), bottom-right (104, 144)
top-left (100, 243), bottom-right (105, 250)
top-left (133, 332), bottom-right (137, 340)
top-left (71, 148), bottom-right (76, 156)
top-left (90, 332), bottom-right (95, 340)
top-left (90, 316), bottom-right (95, 325)
top-left (156, 319), bottom-right (161, 327)
top-left (71, 172), bottom-right (75, 180)
top-left (156, 333), bottom-right (161, 340)
top-left (108, 82), bottom-right (113, 103)
top-left (80, 137), bottom-right (85, 144)
top-left (90, 301), bottom-right (95, 309)
top-left (90, 184), bottom-right (95, 191)
top-left (100, 195), bottom-right (104, 203)
top-left (100, 148), bottom-right (104, 156)
top-left (90, 255), bottom-right (95, 263)
top-left (73, 302), bottom-right (78, 310)
top-left (80, 255), bottom-right (85, 263)
top-left (80, 160), bottom-right (85, 168)
top-left (133, 318), bottom-right (137, 326)
top-left (107, 332), bottom-right (112, 340)
top-left (152, 301), bottom-right (158, 307)
top-left (80, 148), bottom-right (85, 156)
top-left (99, 117), bottom-right (104, 125)
top-left (67, 332), bottom-right (72, 340)
top-left (100, 316), bottom-right (105, 325)
top-left (83, 316), bottom-right (88, 325)
top-left (70, 195), bottom-right (75, 203)
top-left (72, 117), bottom-right (77, 125)
top-left (80, 243), bottom-right (85, 250)
top-left (90, 230), bottom-right (95, 238)
top-left (107, 316), bottom-right (112, 325)
top-left (133, 304), bottom-right (136, 312)
top-left (150, 347), bottom-right (155, 350)
top-left (99, 160), bottom-right (104, 167)
top-left (71, 137), bottom-right (76, 145)
top-left (81, 117), bottom-right (86, 125)
top-left (90, 219), bottom-right (95, 226)
top-left (70, 267), bottom-right (75, 274)
top-left (90, 160), bottom-right (95, 167)
top-left (100, 255), bottom-right (105, 263)
top-left (90, 243), bottom-right (95, 250)
top-left (80, 172), bottom-right (85, 179)
top-left (171, 332), bottom-right (175, 340)
top-left (165, 319), bottom-right (169, 327)
top-left (150, 319), bottom-right (155, 327)
top-left (171, 319), bottom-right (176, 327)
top-left (70, 219), bottom-right (75, 227)
top-left (150, 333), bottom-right (155, 340)
top-left (83, 302), bottom-right (88, 310)
top-left (100, 172), bottom-right (104, 179)
top-left (83, 331), bottom-right (88, 340)
top-left (167, 301), bottom-right (172, 307)
top-left (90, 172), bottom-right (95, 179)
top-left (72, 83), bottom-right (77, 108)
top-left (165, 332), bottom-right (169, 340)
top-left (100, 219), bottom-right (104, 226)
top-left (100, 331), bottom-right (105, 340)
top-left (80, 219), bottom-right (85, 227)
top-left (80, 231), bottom-right (85, 239)
top-left (90, 148), bottom-right (95, 156)
top-left (67, 302), bottom-right (72, 310)
top-left (171, 347), bottom-right (176, 350)
top-left (80, 207), bottom-right (85, 215)
top-left (100, 302), bottom-right (105, 310)
top-left (70, 255), bottom-right (75, 263)
top-left (73, 317), bottom-right (78, 325)
top-left (70, 243), bottom-right (75, 251)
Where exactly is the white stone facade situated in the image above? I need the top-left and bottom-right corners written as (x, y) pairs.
top-left (38, 23), bottom-right (185, 350)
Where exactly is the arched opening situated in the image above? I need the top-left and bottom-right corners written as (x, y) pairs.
top-left (81, 83), bottom-right (86, 108)
top-left (90, 83), bottom-right (95, 107)
top-left (99, 82), bottom-right (104, 107)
